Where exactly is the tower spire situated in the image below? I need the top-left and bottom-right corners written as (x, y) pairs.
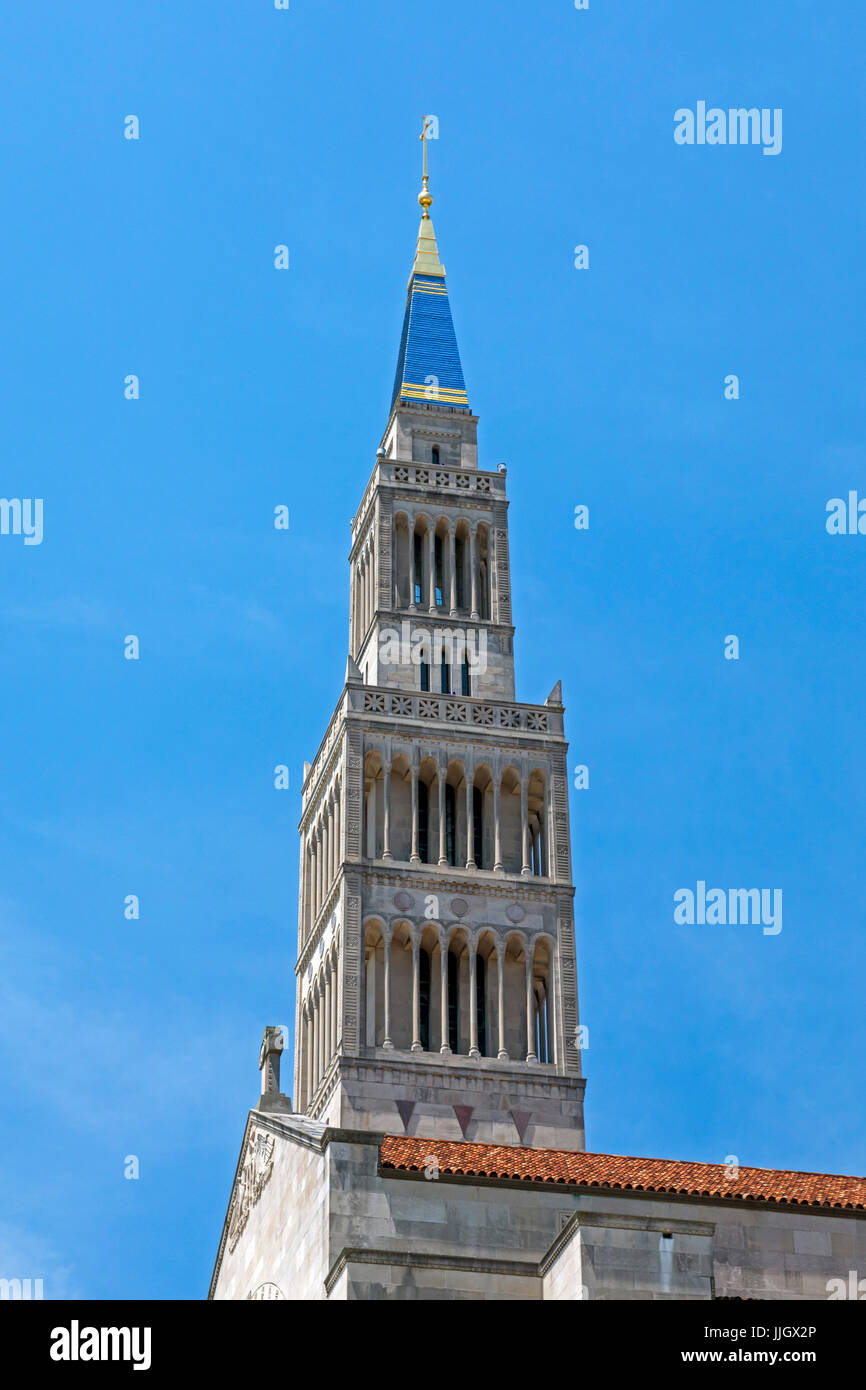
top-left (391, 118), bottom-right (468, 410)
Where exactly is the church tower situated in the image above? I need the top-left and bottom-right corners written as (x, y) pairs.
top-left (292, 123), bottom-right (585, 1149)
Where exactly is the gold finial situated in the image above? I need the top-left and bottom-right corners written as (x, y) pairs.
top-left (418, 116), bottom-right (434, 218)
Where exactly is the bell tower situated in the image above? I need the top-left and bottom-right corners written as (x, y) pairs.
top-left (292, 124), bottom-right (585, 1149)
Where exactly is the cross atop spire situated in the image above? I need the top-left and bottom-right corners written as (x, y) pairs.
top-left (418, 115), bottom-right (434, 219)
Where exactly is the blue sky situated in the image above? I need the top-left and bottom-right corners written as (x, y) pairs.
top-left (0, 0), bottom-right (864, 1299)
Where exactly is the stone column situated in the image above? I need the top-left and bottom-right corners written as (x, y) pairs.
top-left (496, 945), bottom-right (508, 1059)
top-left (319, 986), bottom-right (326, 1081)
top-left (438, 929), bottom-right (451, 1054)
top-left (520, 774), bottom-right (531, 875)
top-left (308, 836), bottom-right (316, 925)
top-left (305, 1004), bottom-right (314, 1104)
top-left (493, 775), bottom-right (503, 873)
top-left (323, 970), bottom-right (332, 1070)
top-left (312, 990), bottom-right (320, 1087)
top-left (334, 793), bottom-right (341, 878)
top-left (449, 525), bottom-right (457, 615)
top-left (319, 823), bottom-right (327, 916)
top-left (411, 934), bottom-right (422, 1053)
top-left (322, 817), bottom-right (330, 904)
top-left (550, 948), bottom-right (559, 1070)
top-left (465, 769), bottom-right (475, 869)
top-left (438, 766), bottom-right (448, 866)
top-left (382, 760), bottom-right (393, 860)
top-left (359, 559), bottom-right (365, 644)
top-left (469, 524), bottom-right (479, 620)
top-left (428, 526), bottom-right (437, 613)
top-left (305, 841), bottom-right (313, 936)
top-left (329, 966), bottom-right (336, 1061)
top-left (468, 940), bottom-right (480, 1058)
top-left (382, 928), bottom-right (394, 1050)
top-left (326, 961), bottom-right (333, 1056)
top-left (318, 822), bottom-right (326, 910)
top-left (314, 833), bottom-right (321, 923)
top-left (351, 568), bottom-right (358, 656)
top-left (525, 949), bottom-right (538, 1063)
top-left (363, 550), bottom-right (369, 638)
top-left (410, 762), bottom-right (420, 864)
top-left (366, 776), bottom-right (377, 859)
top-left (331, 956), bottom-right (339, 1055)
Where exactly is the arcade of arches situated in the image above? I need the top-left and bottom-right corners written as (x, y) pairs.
top-left (362, 752), bottom-right (550, 878)
top-left (363, 921), bottom-right (554, 1066)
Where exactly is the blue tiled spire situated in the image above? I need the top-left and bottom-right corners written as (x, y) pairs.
top-left (390, 125), bottom-right (469, 412)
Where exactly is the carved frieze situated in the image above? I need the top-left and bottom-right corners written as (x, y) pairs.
top-left (227, 1129), bottom-right (276, 1253)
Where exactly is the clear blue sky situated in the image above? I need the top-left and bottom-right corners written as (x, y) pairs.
top-left (1, 0), bottom-right (863, 1299)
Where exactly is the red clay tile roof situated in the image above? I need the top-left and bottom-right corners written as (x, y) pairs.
top-left (379, 1136), bottom-right (866, 1211)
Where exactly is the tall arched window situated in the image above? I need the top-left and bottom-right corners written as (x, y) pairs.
top-left (431, 445), bottom-right (440, 466)
top-left (419, 947), bottom-right (431, 1051)
top-left (440, 657), bottom-right (451, 694)
top-left (476, 954), bottom-right (487, 1057)
top-left (472, 785), bottom-right (483, 869)
top-left (461, 656), bottom-right (471, 696)
top-left (445, 783), bottom-right (457, 866)
top-left (434, 535), bottom-right (444, 607)
top-left (413, 531), bottom-right (423, 605)
top-left (535, 983), bottom-right (548, 1063)
top-left (455, 534), bottom-right (466, 608)
top-left (418, 780), bottom-right (429, 862)
top-left (448, 950), bottom-right (459, 1053)
top-left (420, 660), bottom-right (430, 692)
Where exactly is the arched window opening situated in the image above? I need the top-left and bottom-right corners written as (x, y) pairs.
top-left (535, 982), bottom-right (548, 1063)
top-left (420, 660), bottom-right (430, 692)
top-left (418, 780), bottom-right (429, 862)
top-left (440, 658), bottom-right (452, 694)
top-left (461, 656), bottom-right (471, 696)
top-left (434, 535), bottom-right (444, 607)
top-left (419, 947), bottom-right (431, 1051)
top-left (431, 445), bottom-right (440, 466)
top-left (445, 783), bottom-right (457, 866)
top-left (479, 559), bottom-right (490, 620)
top-left (455, 535), bottom-right (466, 608)
top-left (476, 954), bottom-right (487, 1057)
top-left (472, 785), bottom-right (483, 870)
top-left (413, 531), bottom-right (423, 605)
top-left (448, 950), bottom-right (460, 1053)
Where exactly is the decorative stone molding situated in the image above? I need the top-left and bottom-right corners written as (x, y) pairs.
top-left (227, 1129), bottom-right (276, 1253)
top-left (357, 687), bottom-right (555, 735)
top-left (246, 1282), bottom-right (285, 1300)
